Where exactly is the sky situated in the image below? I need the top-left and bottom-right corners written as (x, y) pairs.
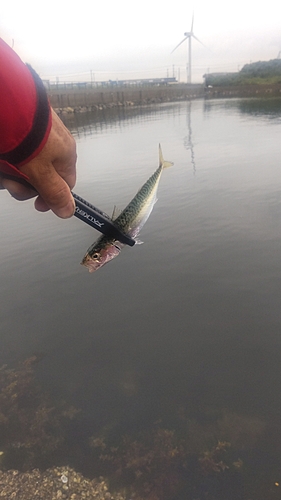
top-left (1, 0), bottom-right (281, 84)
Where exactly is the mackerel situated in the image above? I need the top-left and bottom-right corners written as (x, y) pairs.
top-left (81, 144), bottom-right (173, 273)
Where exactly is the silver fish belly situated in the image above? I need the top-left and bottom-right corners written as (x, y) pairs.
top-left (81, 144), bottom-right (173, 273)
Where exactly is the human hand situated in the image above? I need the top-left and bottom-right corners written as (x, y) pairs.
top-left (0, 109), bottom-right (77, 218)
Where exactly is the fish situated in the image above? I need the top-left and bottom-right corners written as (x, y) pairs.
top-left (81, 144), bottom-right (173, 273)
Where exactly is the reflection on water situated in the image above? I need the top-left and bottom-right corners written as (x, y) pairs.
top-left (61, 103), bottom-right (184, 139)
top-left (1, 98), bottom-right (281, 498)
top-left (203, 96), bottom-right (281, 121)
top-left (183, 100), bottom-right (196, 174)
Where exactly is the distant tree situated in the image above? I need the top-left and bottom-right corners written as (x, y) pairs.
top-left (204, 59), bottom-right (281, 87)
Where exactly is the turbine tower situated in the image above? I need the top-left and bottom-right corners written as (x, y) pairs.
top-left (171, 14), bottom-right (204, 84)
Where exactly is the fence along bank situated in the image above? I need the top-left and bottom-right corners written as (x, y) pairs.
top-left (47, 82), bottom-right (204, 112)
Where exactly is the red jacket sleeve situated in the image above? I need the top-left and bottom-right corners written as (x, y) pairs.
top-left (0, 38), bottom-right (52, 180)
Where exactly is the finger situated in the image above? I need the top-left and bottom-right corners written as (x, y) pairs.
top-left (53, 158), bottom-right (77, 190)
top-left (20, 163), bottom-right (75, 218)
top-left (34, 196), bottom-right (51, 212)
top-left (35, 179), bottom-right (75, 218)
top-left (1, 178), bottom-right (37, 201)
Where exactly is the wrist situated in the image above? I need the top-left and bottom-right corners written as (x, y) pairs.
top-left (2, 65), bottom-right (52, 167)
top-left (0, 60), bottom-right (52, 182)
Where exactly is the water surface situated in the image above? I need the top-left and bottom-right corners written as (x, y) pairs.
top-left (1, 98), bottom-right (281, 497)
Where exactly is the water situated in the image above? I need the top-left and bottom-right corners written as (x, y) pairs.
top-left (1, 98), bottom-right (281, 497)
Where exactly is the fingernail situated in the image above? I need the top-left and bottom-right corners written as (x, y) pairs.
top-left (57, 199), bottom-right (75, 219)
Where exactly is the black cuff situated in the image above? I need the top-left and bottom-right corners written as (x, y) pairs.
top-left (0, 65), bottom-right (50, 166)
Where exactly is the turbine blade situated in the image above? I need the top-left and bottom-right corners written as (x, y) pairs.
top-left (192, 34), bottom-right (206, 47)
top-left (191, 12), bottom-right (194, 32)
top-left (171, 37), bottom-right (188, 54)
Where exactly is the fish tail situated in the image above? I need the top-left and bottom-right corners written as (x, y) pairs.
top-left (159, 144), bottom-right (174, 169)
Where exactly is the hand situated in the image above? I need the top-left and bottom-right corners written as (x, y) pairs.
top-left (0, 109), bottom-right (77, 218)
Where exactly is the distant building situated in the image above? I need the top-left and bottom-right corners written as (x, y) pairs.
top-left (46, 77), bottom-right (178, 90)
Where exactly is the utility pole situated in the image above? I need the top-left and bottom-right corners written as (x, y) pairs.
top-left (90, 70), bottom-right (95, 86)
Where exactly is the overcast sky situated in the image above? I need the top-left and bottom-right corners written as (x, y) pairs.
top-left (2, 0), bottom-right (281, 83)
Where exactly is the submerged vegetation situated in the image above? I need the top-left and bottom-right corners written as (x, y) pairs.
top-left (1, 358), bottom-right (281, 499)
top-left (89, 408), bottom-right (271, 500)
top-left (0, 357), bottom-right (79, 470)
top-left (204, 59), bottom-right (281, 87)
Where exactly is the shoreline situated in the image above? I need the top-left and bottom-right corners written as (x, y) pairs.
top-left (47, 83), bottom-right (281, 115)
top-left (48, 83), bottom-right (204, 115)
top-left (0, 466), bottom-right (126, 500)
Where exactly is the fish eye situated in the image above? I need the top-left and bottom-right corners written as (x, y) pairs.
top-left (92, 253), bottom-right (100, 260)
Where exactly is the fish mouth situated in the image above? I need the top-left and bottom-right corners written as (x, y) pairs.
top-left (81, 254), bottom-right (100, 273)
top-left (81, 242), bottom-right (122, 273)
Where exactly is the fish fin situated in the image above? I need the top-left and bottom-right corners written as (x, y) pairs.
top-left (111, 205), bottom-right (122, 220)
top-left (159, 144), bottom-right (174, 169)
top-left (135, 238), bottom-right (144, 245)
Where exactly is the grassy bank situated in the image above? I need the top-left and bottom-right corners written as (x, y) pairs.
top-left (205, 59), bottom-right (281, 89)
top-left (205, 83), bottom-right (281, 98)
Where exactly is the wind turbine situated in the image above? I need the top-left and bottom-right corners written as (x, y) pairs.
top-left (171, 14), bottom-right (204, 84)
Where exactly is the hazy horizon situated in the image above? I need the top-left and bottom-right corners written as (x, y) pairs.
top-left (2, 0), bottom-right (281, 84)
